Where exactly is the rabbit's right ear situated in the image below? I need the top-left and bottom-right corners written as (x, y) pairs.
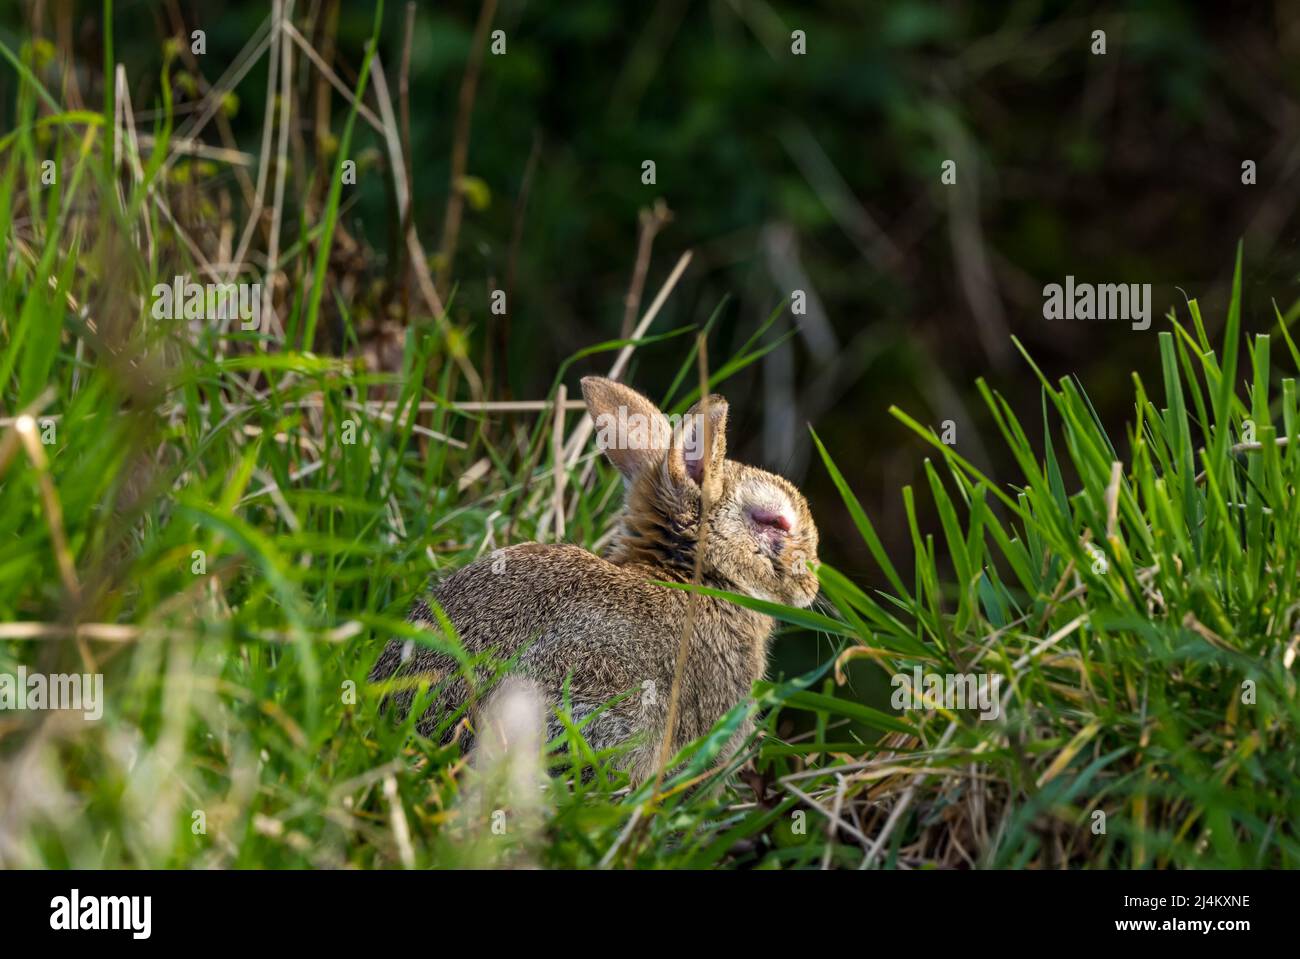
top-left (581, 376), bottom-right (672, 483)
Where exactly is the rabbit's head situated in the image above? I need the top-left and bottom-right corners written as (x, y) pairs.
top-left (581, 376), bottom-right (820, 609)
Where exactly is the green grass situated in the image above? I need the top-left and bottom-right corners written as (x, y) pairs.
top-left (2, 29), bottom-right (1297, 870)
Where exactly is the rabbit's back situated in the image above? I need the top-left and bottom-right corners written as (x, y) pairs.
top-left (370, 544), bottom-right (679, 735)
top-left (370, 542), bottom-right (770, 766)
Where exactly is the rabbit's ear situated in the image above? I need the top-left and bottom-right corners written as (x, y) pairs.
top-left (670, 394), bottom-right (728, 496)
top-left (581, 376), bottom-right (672, 483)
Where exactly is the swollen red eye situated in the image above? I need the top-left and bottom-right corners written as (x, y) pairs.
top-left (750, 508), bottom-right (793, 532)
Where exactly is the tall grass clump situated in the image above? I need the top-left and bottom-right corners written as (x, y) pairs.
top-left (792, 246), bottom-right (1298, 868)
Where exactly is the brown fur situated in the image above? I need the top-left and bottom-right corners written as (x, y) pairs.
top-left (369, 376), bottom-right (820, 783)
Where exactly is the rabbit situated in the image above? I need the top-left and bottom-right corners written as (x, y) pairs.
top-left (369, 375), bottom-right (820, 784)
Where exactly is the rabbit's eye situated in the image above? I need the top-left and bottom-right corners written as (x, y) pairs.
top-left (749, 508), bottom-right (793, 533)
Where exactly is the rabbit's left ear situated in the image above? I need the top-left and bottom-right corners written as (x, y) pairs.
top-left (581, 376), bottom-right (672, 484)
top-left (671, 394), bottom-right (728, 496)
